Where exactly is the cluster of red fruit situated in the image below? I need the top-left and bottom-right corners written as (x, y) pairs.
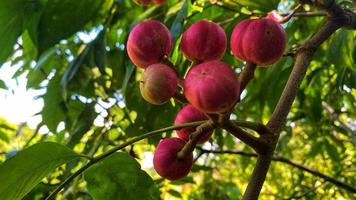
top-left (127, 17), bottom-right (286, 180)
top-left (134, 0), bottom-right (165, 6)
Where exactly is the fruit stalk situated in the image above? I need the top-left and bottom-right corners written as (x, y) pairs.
top-left (176, 121), bottom-right (216, 160)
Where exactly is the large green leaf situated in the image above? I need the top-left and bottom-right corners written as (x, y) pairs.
top-left (0, 0), bottom-right (24, 66)
top-left (42, 74), bottom-right (66, 133)
top-left (0, 142), bottom-right (82, 200)
top-left (84, 152), bottom-right (159, 200)
top-left (37, 0), bottom-right (109, 53)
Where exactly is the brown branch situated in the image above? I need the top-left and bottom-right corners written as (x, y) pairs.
top-left (222, 120), bottom-right (269, 154)
top-left (231, 120), bottom-right (272, 135)
top-left (282, 12), bottom-right (327, 17)
top-left (238, 62), bottom-right (257, 97)
top-left (277, 4), bottom-right (303, 24)
top-left (197, 148), bottom-right (356, 193)
top-left (242, 1), bottom-right (356, 199)
top-left (177, 121), bottom-right (216, 160)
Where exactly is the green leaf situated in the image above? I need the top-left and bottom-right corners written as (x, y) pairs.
top-left (325, 141), bottom-right (340, 161)
top-left (0, 80), bottom-right (7, 90)
top-left (26, 48), bottom-right (59, 88)
top-left (0, 142), bottom-right (82, 200)
top-left (84, 152), bottom-right (159, 200)
top-left (0, 0), bottom-right (24, 66)
top-left (170, 0), bottom-right (190, 42)
top-left (37, 0), bottom-right (107, 53)
top-left (167, 189), bottom-right (182, 198)
top-left (66, 103), bottom-right (97, 148)
top-left (60, 46), bottom-right (91, 99)
top-left (107, 49), bottom-right (125, 90)
top-left (236, 0), bottom-right (280, 12)
top-left (94, 31), bottom-right (107, 75)
top-left (42, 74), bottom-right (66, 133)
top-left (327, 30), bottom-right (356, 70)
top-left (0, 131), bottom-right (9, 143)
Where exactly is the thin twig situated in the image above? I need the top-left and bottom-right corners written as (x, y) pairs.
top-left (197, 148), bottom-right (356, 193)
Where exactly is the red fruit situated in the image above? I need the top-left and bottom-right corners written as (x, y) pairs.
top-left (140, 63), bottom-right (178, 105)
top-left (183, 60), bottom-right (240, 113)
top-left (127, 20), bottom-right (173, 68)
top-left (174, 105), bottom-right (212, 144)
top-left (153, 138), bottom-right (193, 181)
top-left (152, 0), bottom-right (165, 4)
top-left (180, 20), bottom-right (227, 62)
top-left (133, 0), bottom-right (151, 5)
top-left (230, 18), bottom-right (286, 66)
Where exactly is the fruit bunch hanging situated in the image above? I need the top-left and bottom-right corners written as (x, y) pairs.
top-left (127, 13), bottom-right (286, 180)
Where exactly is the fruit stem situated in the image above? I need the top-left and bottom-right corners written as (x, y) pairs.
top-left (276, 4), bottom-right (303, 24)
top-left (238, 62), bottom-right (257, 99)
top-left (176, 121), bottom-right (216, 160)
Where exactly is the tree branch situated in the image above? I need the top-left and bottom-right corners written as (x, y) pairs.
top-left (197, 147), bottom-right (356, 193)
top-left (45, 121), bottom-right (206, 199)
top-left (232, 120), bottom-right (272, 135)
top-left (242, 1), bottom-right (356, 199)
top-left (238, 62), bottom-right (257, 97)
top-left (222, 120), bottom-right (269, 154)
top-left (177, 121), bottom-right (216, 160)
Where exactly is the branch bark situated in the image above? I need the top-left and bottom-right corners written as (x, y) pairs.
top-left (242, 1), bottom-right (356, 199)
top-left (222, 120), bottom-right (269, 154)
top-left (197, 148), bottom-right (356, 193)
top-left (238, 62), bottom-right (257, 97)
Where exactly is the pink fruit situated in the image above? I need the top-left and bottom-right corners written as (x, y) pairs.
top-left (127, 20), bottom-right (173, 68)
top-left (174, 105), bottom-right (212, 144)
top-left (230, 18), bottom-right (287, 66)
top-left (140, 63), bottom-right (178, 105)
top-left (180, 20), bottom-right (227, 62)
top-left (183, 60), bottom-right (240, 113)
top-left (153, 138), bottom-right (193, 181)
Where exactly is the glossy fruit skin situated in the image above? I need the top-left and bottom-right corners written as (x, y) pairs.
top-left (230, 18), bottom-right (286, 66)
top-left (140, 64), bottom-right (178, 105)
top-left (180, 20), bottom-right (227, 62)
top-left (153, 138), bottom-right (193, 181)
top-left (127, 20), bottom-right (173, 68)
top-left (183, 60), bottom-right (240, 113)
top-left (174, 105), bottom-right (212, 144)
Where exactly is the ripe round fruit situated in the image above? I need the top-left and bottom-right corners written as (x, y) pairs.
top-left (230, 18), bottom-right (286, 66)
top-left (127, 20), bottom-right (173, 68)
top-left (174, 105), bottom-right (212, 144)
top-left (180, 20), bottom-right (227, 62)
top-left (153, 138), bottom-right (193, 181)
top-left (183, 60), bottom-right (240, 113)
top-left (140, 63), bottom-right (178, 105)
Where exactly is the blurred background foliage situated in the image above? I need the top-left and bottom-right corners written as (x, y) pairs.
top-left (0, 0), bottom-right (355, 199)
